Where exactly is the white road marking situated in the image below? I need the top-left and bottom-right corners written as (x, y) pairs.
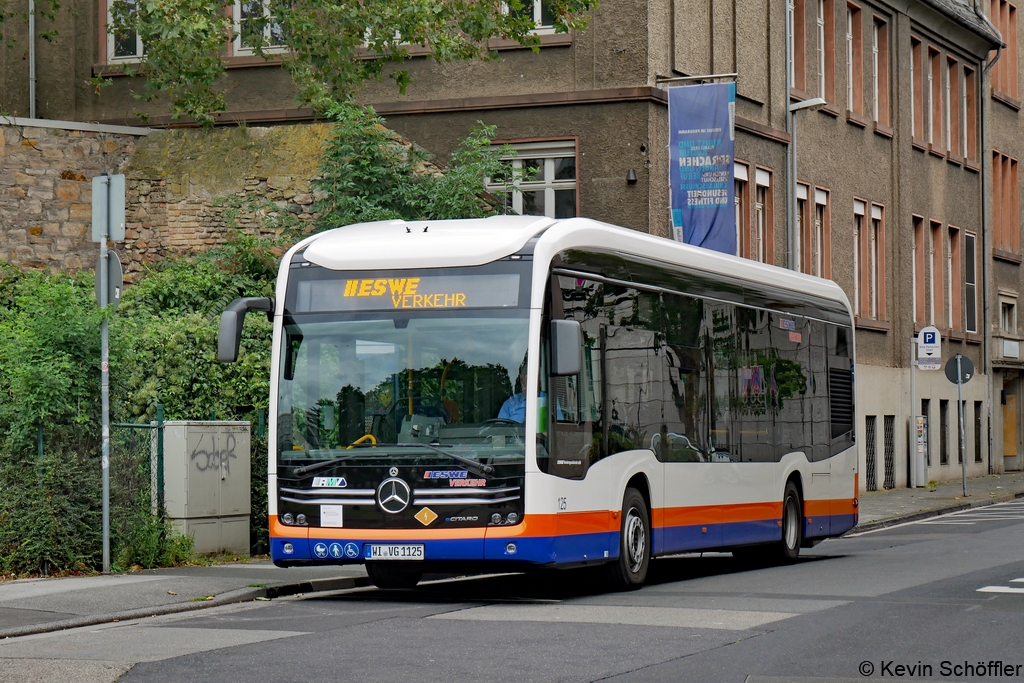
top-left (430, 604), bottom-right (797, 630)
top-left (847, 500), bottom-right (1024, 536)
top-left (1011, 578), bottom-right (1024, 583)
top-left (0, 575), bottom-right (165, 603)
top-left (919, 521), bottom-right (976, 525)
top-left (976, 586), bottom-right (1024, 594)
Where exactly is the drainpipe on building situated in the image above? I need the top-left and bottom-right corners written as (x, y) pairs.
top-left (977, 0), bottom-right (1003, 475)
top-left (28, 0), bottom-right (35, 119)
top-left (785, 0), bottom-right (795, 270)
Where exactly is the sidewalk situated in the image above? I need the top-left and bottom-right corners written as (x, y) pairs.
top-left (0, 562), bottom-right (368, 639)
top-left (3, 472), bottom-right (1024, 640)
top-left (855, 471), bottom-right (1024, 531)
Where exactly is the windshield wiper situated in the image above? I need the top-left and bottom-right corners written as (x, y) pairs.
top-left (290, 443), bottom-right (494, 477)
top-left (418, 443), bottom-right (494, 476)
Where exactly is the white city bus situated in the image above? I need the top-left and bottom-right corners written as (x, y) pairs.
top-left (219, 216), bottom-right (858, 589)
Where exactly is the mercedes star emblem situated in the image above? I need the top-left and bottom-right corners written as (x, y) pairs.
top-left (376, 477), bottom-right (411, 514)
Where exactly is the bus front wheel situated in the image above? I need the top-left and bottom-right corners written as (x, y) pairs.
top-left (366, 563), bottom-right (423, 589)
top-left (605, 487), bottom-right (650, 590)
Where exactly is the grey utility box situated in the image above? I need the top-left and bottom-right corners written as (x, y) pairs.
top-left (163, 421), bottom-right (250, 555)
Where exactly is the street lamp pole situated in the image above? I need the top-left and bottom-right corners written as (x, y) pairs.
top-left (787, 97), bottom-right (827, 272)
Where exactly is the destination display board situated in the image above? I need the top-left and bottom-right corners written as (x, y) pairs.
top-left (293, 273), bottom-right (521, 312)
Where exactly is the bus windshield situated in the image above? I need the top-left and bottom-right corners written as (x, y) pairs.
top-left (277, 311), bottom-right (530, 469)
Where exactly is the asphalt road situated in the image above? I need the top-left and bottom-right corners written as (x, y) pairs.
top-left (5, 501), bottom-right (1024, 683)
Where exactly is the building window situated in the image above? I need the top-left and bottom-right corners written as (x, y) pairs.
top-left (813, 188), bottom-right (831, 278)
top-left (929, 47), bottom-right (941, 146)
top-left (993, 151), bottom-right (1020, 252)
top-left (974, 401), bottom-right (983, 463)
top-left (914, 215), bottom-right (925, 324)
top-left (949, 226), bottom-right (962, 330)
top-left (233, 0), bottom-right (286, 56)
top-left (854, 200), bottom-right (864, 314)
top-left (797, 184), bottom-right (809, 272)
top-left (965, 231), bottom-right (977, 333)
top-left (946, 57), bottom-right (959, 154)
top-left (922, 398), bottom-right (931, 466)
top-left (991, 0), bottom-right (1019, 100)
top-left (930, 220), bottom-right (943, 327)
top-left (488, 140), bottom-right (577, 218)
top-left (846, 5), bottom-right (863, 115)
top-left (509, 0), bottom-right (558, 34)
top-left (869, 204), bottom-right (884, 319)
top-left (965, 67), bottom-right (977, 161)
top-left (940, 399), bottom-right (949, 465)
top-left (751, 169), bottom-right (773, 263)
top-left (911, 37), bottom-right (923, 139)
top-left (106, 0), bottom-right (143, 62)
top-left (819, 0), bottom-right (835, 101)
top-left (735, 162), bottom-right (750, 257)
top-left (790, 0), bottom-right (807, 91)
top-left (872, 18), bottom-right (889, 125)
top-left (1001, 299), bottom-right (1016, 334)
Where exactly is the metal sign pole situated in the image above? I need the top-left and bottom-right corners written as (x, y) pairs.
top-left (957, 355), bottom-right (967, 497)
top-left (100, 176), bottom-right (111, 574)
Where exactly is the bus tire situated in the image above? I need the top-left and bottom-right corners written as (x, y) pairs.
top-left (775, 480), bottom-right (803, 564)
top-left (366, 563), bottom-right (423, 589)
top-left (605, 487), bottom-right (650, 590)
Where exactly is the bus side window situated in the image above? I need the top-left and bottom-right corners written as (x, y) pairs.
top-left (656, 293), bottom-right (708, 462)
top-left (808, 321), bottom-right (831, 461)
top-left (706, 301), bottom-right (739, 461)
top-left (770, 314), bottom-right (810, 462)
top-left (546, 275), bottom-right (606, 479)
top-left (827, 323), bottom-right (855, 455)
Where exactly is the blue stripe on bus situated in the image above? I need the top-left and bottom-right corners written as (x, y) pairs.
top-left (272, 516), bottom-right (857, 565)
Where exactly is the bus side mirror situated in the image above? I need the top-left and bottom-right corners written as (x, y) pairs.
top-left (550, 319), bottom-right (582, 376)
top-left (219, 297), bottom-right (274, 363)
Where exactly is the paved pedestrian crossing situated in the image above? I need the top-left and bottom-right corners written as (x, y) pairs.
top-left (920, 500), bottom-right (1024, 526)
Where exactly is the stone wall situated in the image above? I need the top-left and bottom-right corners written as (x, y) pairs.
top-left (1, 119), bottom-right (444, 281)
top-left (0, 122), bottom-right (137, 271)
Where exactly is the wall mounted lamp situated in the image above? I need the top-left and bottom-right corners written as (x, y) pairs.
top-left (626, 169), bottom-right (638, 184)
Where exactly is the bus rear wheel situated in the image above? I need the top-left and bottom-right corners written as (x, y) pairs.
top-left (605, 487), bottom-right (650, 590)
top-left (774, 480), bottom-right (803, 564)
top-left (366, 563), bottom-right (423, 589)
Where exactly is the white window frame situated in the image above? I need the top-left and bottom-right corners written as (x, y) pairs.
top-left (965, 231), bottom-right (977, 333)
top-left (945, 60), bottom-right (952, 151)
top-left (961, 71), bottom-right (969, 158)
top-left (872, 22), bottom-right (879, 122)
top-left (947, 228), bottom-right (955, 329)
top-left (870, 204), bottom-right (882, 319)
top-left (910, 43), bottom-right (916, 138)
top-left (487, 140), bottom-right (577, 219)
top-left (1001, 296), bottom-right (1017, 335)
top-left (814, 188), bottom-right (828, 278)
top-left (854, 200), bottom-right (865, 315)
top-left (233, 0), bottom-right (288, 56)
top-left (106, 0), bottom-right (143, 63)
top-left (502, 0), bottom-right (557, 35)
top-left (927, 52), bottom-right (934, 144)
top-left (735, 162), bottom-right (749, 256)
top-left (846, 9), bottom-right (854, 112)
top-left (817, 0), bottom-right (826, 99)
top-left (754, 169), bottom-right (771, 264)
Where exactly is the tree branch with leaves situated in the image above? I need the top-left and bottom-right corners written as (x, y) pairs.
top-left (104, 0), bottom-right (598, 125)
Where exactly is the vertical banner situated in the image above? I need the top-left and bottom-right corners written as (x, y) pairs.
top-left (669, 83), bottom-right (737, 254)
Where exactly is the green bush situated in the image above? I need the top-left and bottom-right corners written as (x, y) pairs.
top-left (0, 113), bottom-right (513, 574)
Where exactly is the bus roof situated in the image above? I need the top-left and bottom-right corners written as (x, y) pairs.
top-left (298, 216), bottom-right (851, 312)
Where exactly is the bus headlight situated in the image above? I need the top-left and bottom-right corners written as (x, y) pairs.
top-left (505, 512), bottom-right (519, 525)
top-left (296, 513), bottom-right (307, 525)
top-left (282, 513), bottom-right (294, 525)
top-left (283, 543), bottom-right (294, 554)
top-left (491, 513), bottom-right (502, 525)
